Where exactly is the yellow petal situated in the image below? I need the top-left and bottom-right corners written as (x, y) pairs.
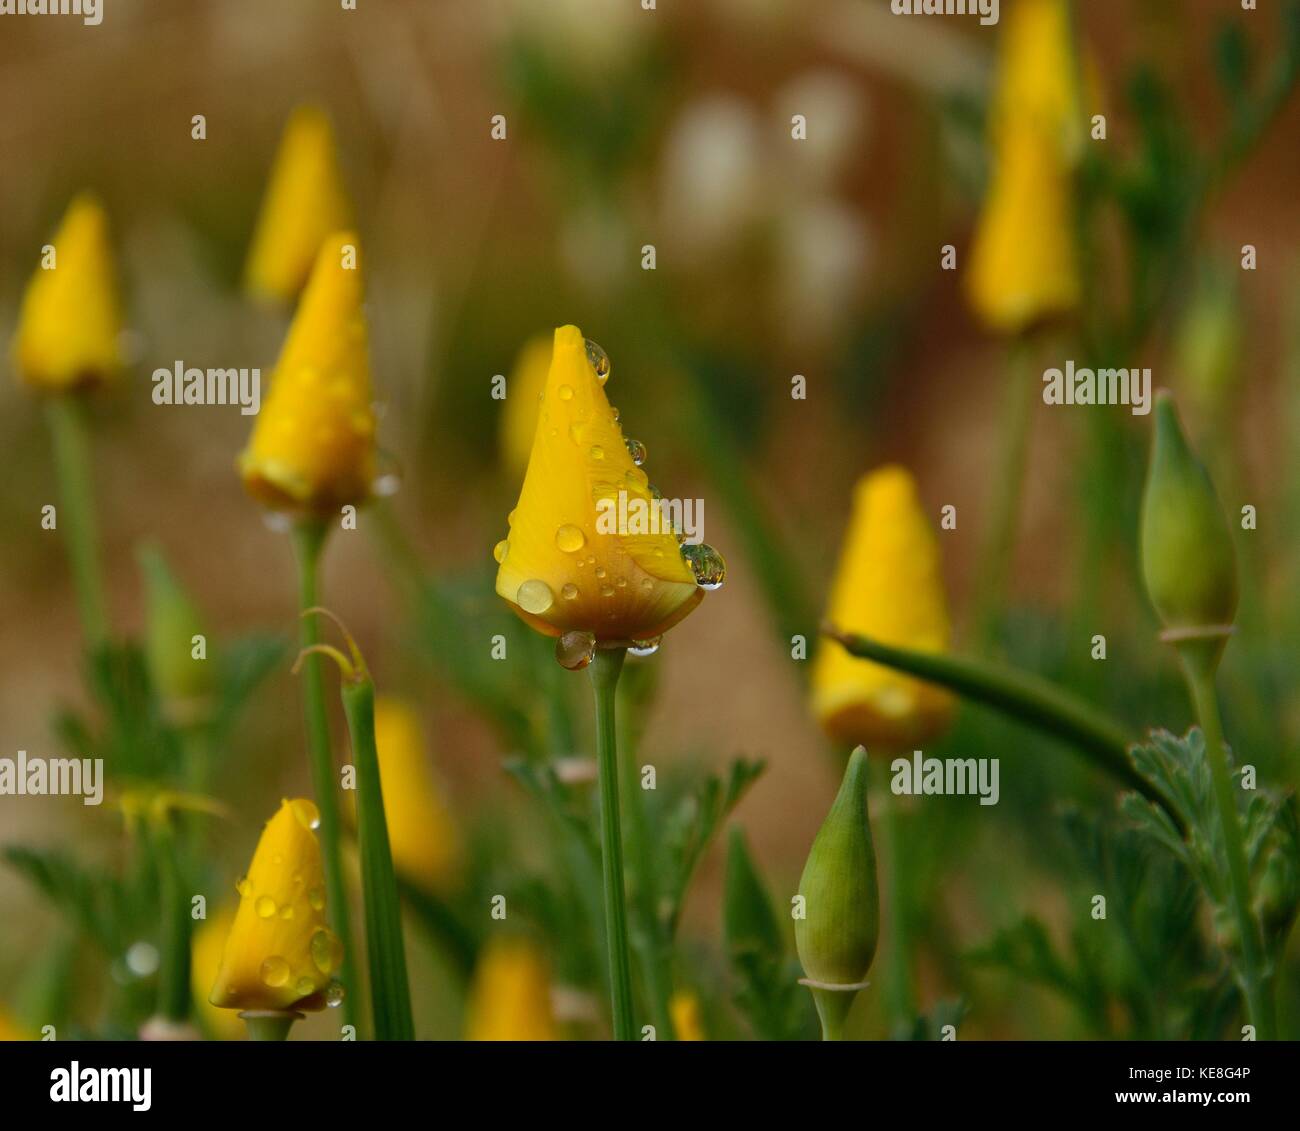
top-left (209, 798), bottom-right (342, 1013)
top-left (495, 325), bottom-right (703, 643)
top-left (371, 697), bottom-right (460, 893)
top-left (244, 106), bottom-right (353, 304)
top-left (989, 0), bottom-right (1084, 157)
top-left (812, 466), bottom-right (955, 750)
top-left (465, 937), bottom-right (559, 1041)
top-left (191, 907), bottom-right (246, 1040)
top-left (669, 989), bottom-right (706, 1041)
top-left (238, 232), bottom-right (377, 512)
top-left (11, 193), bottom-right (122, 392)
top-left (499, 335), bottom-right (553, 481)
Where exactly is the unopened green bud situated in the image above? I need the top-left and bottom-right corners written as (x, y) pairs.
top-left (1175, 267), bottom-right (1242, 418)
top-left (138, 543), bottom-right (215, 724)
top-left (724, 826), bottom-right (782, 961)
top-left (1139, 391), bottom-right (1237, 672)
top-left (795, 746), bottom-right (879, 1039)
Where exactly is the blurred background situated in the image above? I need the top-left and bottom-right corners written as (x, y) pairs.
top-left (1, 0), bottom-right (1297, 1040)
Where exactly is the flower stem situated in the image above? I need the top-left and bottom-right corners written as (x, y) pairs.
top-left (1184, 665), bottom-right (1276, 1040)
top-left (291, 518), bottom-right (357, 1033)
top-left (340, 674), bottom-right (415, 1041)
top-left (589, 646), bottom-right (636, 1041)
top-left (240, 1010), bottom-right (300, 1041)
top-left (44, 396), bottom-right (109, 649)
top-left (152, 817), bottom-right (191, 1023)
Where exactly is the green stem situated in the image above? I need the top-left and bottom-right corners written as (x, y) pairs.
top-left (974, 341), bottom-right (1034, 648)
top-left (589, 647), bottom-right (636, 1041)
top-left (875, 758), bottom-right (915, 1031)
top-left (290, 519), bottom-right (358, 1033)
top-left (824, 629), bottom-right (1176, 821)
top-left (45, 396), bottom-right (109, 648)
top-left (1184, 666), bottom-right (1276, 1040)
top-left (809, 986), bottom-right (855, 1041)
top-left (241, 1010), bottom-right (299, 1041)
top-left (153, 818), bottom-right (191, 1023)
top-left (341, 676), bottom-right (416, 1041)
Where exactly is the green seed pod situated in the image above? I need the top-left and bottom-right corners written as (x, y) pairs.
top-left (138, 543), bottom-right (215, 724)
top-left (795, 746), bottom-right (879, 1038)
top-left (724, 825), bottom-right (782, 961)
top-left (1139, 391), bottom-right (1237, 670)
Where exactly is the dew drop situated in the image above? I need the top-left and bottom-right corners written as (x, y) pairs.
top-left (569, 421), bottom-right (588, 445)
top-left (517, 578), bottom-right (555, 615)
top-left (291, 798), bottom-right (321, 830)
top-left (585, 339), bottom-right (610, 385)
top-left (256, 895), bottom-right (277, 919)
top-left (558, 384), bottom-right (575, 401)
top-left (640, 577), bottom-right (654, 592)
top-left (629, 636), bottom-right (662, 658)
top-left (555, 630), bottom-right (597, 671)
top-left (235, 875), bottom-right (251, 898)
top-left (311, 928), bottom-right (342, 975)
top-left (624, 438), bottom-right (647, 466)
top-left (295, 977), bottom-right (317, 998)
top-left (493, 539), bottom-right (509, 564)
top-left (325, 982), bottom-right (346, 1008)
top-left (594, 565), bottom-right (607, 579)
top-left (260, 956), bottom-right (291, 988)
top-left (600, 585), bottom-right (615, 598)
top-left (683, 543), bottom-right (727, 590)
top-left (555, 524), bottom-right (586, 553)
top-left (590, 445), bottom-right (605, 461)
top-left (561, 583), bottom-right (579, 601)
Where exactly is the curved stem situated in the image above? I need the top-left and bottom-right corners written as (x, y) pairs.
top-left (45, 396), bottom-right (109, 648)
top-left (589, 647), bottom-right (635, 1041)
top-left (291, 518), bottom-right (357, 1033)
top-left (1185, 667), bottom-right (1276, 1040)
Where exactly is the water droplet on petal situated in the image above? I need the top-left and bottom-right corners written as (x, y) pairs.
top-left (683, 543), bottom-right (727, 590)
top-left (236, 875), bottom-right (251, 898)
top-left (600, 585), bottom-right (615, 598)
top-left (295, 977), bottom-right (317, 998)
top-left (555, 630), bottom-right (597, 671)
top-left (594, 565), bottom-right (607, 579)
top-left (624, 438), bottom-right (647, 466)
top-left (585, 339), bottom-right (610, 385)
top-left (311, 928), bottom-right (343, 976)
top-left (256, 895), bottom-right (277, 919)
top-left (493, 539), bottom-right (509, 564)
top-left (561, 583), bottom-right (579, 601)
top-left (590, 445), bottom-right (605, 461)
top-left (325, 982), bottom-right (346, 1008)
top-left (517, 578), bottom-right (555, 615)
top-left (629, 636), bottom-right (662, 658)
top-left (558, 384), bottom-right (575, 401)
top-left (291, 798), bottom-right (321, 830)
top-left (555, 524), bottom-right (586, 553)
top-left (309, 886), bottom-right (326, 911)
top-left (260, 956), bottom-right (291, 988)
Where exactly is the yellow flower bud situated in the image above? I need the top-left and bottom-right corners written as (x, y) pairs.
top-left (669, 989), bottom-right (706, 1041)
top-left (494, 325), bottom-right (708, 645)
top-left (965, 0), bottom-right (1083, 335)
top-left (191, 907), bottom-right (246, 1040)
top-left (12, 193), bottom-right (122, 392)
top-left (245, 106), bottom-right (352, 304)
top-left (238, 232), bottom-right (377, 513)
top-left (209, 798), bottom-right (344, 1014)
top-left (812, 466), bottom-right (955, 751)
top-left (465, 937), bottom-right (560, 1041)
top-left (369, 697), bottom-right (460, 894)
top-left (499, 335), bottom-right (553, 480)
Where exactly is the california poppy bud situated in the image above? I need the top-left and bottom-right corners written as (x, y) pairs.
top-left (465, 936), bottom-right (559, 1041)
top-left (1139, 391), bottom-right (1237, 671)
top-left (12, 193), bottom-right (123, 392)
top-left (209, 798), bottom-right (344, 1017)
top-left (137, 543), bottom-right (215, 726)
top-left (795, 747), bottom-right (879, 1039)
top-left (245, 106), bottom-right (352, 305)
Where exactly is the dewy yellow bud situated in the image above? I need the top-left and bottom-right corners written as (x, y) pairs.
top-left (137, 543), bottom-right (215, 725)
top-left (370, 697), bottom-right (460, 894)
top-left (494, 325), bottom-right (706, 644)
top-left (12, 193), bottom-right (123, 392)
top-left (499, 335), bottom-right (553, 480)
top-left (1140, 391), bottom-right (1238, 659)
top-left (812, 466), bottom-right (954, 751)
top-left (796, 748), bottom-right (879, 1038)
top-left (209, 798), bottom-right (344, 1014)
top-left (245, 106), bottom-right (352, 304)
top-left (669, 990), bottom-right (706, 1041)
top-left (191, 907), bottom-right (246, 1040)
top-left (238, 232), bottom-right (377, 513)
top-left (465, 937), bottom-right (560, 1041)
top-left (965, 0), bottom-right (1083, 335)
